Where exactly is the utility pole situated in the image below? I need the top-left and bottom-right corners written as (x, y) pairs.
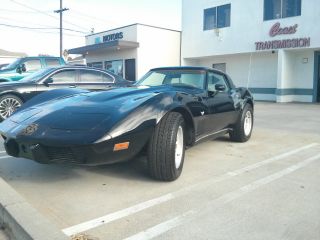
top-left (54, 0), bottom-right (69, 58)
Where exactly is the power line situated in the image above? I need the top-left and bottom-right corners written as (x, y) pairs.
top-left (0, 8), bottom-right (51, 13)
top-left (0, 16), bottom-right (59, 29)
top-left (71, 9), bottom-right (120, 25)
top-left (10, 0), bottom-right (59, 20)
top-left (0, 23), bottom-right (86, 34)
top-left (0, 25), bottom-right (83, 37)
top-left (9, 0), bottom-right (90, 32)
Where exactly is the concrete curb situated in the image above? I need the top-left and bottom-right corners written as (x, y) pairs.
top-left (0, 177), bottom-right (69, 240)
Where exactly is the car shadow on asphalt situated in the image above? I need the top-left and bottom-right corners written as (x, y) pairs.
top-left (83, 156), bottom-right (153, 182)
top-left (0, 154), bottom-right (153, 184)
top-left (0, 136), bottom-right (234, 185)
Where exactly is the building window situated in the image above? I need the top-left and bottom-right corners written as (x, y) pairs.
top-left (203, 4), bottom-right (231, 30)
top-left (105, 60), bottom-right (123, 77)
top-left (212, 63), bottom-right (226, 73)
top-left (87, 62), bottom-right (103, 69)
top-left (264, 0), bottom-right (301, 21)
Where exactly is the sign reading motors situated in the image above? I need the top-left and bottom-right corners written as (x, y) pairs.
top-left (255, 23), bottom-right (310, 51)
top-left (103, 32), bottom-right (124, 42)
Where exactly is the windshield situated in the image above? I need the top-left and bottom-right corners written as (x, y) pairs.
top-left (1, 58), bottom-right (21, 70)
top-left (19, 68), bottom-right (54, 82)
top-left (136, 70), bottom-right (206, 89)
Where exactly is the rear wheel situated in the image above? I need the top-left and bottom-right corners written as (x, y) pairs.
top-left (0, 94), bottom-right (23, 120)
top-left (147, 112), bottom-right (185, 181)
top-left (230, 104), bottom-right (253, 142)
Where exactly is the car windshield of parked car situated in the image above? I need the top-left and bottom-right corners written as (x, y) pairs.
top-left (136, 70), bottom-right (206, 89)
top-left (19, 68), bottom-right (54, 82)
top-left (1, 59), bottom-right (21, 70)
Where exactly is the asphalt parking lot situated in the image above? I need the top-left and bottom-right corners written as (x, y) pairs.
top-left (0, 102), bottom-right (320, 240)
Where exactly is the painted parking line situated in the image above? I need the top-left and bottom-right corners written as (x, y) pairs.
top-left (123, 153), bottom-right (320, 240)
top-left (62, 143), bottom-right (319, 236)
top-left (0, 155), bottom-right (11, 159)
top-left (122, 211), bottom-right (196, 240)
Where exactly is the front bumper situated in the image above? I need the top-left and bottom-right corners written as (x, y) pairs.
top-left (3, 128), bottom-right (152, 165)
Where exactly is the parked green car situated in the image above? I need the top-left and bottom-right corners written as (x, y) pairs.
top-left (0, 56), bottom-right (66, 82)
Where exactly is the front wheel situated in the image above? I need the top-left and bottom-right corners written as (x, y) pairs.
top-left (230, 104), bottom-right (253, 142)
top-left (0, 94), bottom-right (23, 120)
top-left (147, 112), bottom-right (185, 181)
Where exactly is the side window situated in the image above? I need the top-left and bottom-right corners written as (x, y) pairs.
top-left (50, 70), bottom-right (76, 83)
top-left (46, 59), bottom-right (61, 67)
top-left (207, 72), bottom-right (229, 92)
top-left (80, 70), bottom-right (113, 83)
top-left (23, 59), bottom-right (41, 72)
top-left (212, 63), bottom-right (226, 73)
top-left (101, 73), bottom-right (114, 83)
top-left (180, 74), bottom-right (205, 89)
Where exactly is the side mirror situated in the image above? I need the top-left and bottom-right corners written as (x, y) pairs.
top-left (215, 84), bottom-right (226, 92)
top-left (44, 77), bottom-right (53, 86)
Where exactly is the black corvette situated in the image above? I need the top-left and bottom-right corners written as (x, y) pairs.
top-left (0, 67), bottom-right (254, 181)
top-left (0, 65), bottom-right (131, 120)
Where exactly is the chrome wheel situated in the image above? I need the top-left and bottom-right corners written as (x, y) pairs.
top-left (0, 97), bottom-right (22, 119)
top-left (244, 110), bottom-right (252, 136)
top-left (175, 126), bottom-right (184, 169)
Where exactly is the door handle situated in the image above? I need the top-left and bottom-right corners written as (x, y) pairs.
top-left (69, 85), bottom-right (76, 88)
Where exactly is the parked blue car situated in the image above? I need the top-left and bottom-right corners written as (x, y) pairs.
top-left (0, 56), bottom-right (66, 82)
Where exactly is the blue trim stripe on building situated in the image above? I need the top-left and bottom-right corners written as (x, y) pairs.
top-left (249, 88), bottom-right (314, 96)
top-left (249, 88), bottom-right (276, 94)
top-left (313, 51), bottom-right (320, 102)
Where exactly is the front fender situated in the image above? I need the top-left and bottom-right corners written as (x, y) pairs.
top-left (106, 93), bottom-right (195, 143)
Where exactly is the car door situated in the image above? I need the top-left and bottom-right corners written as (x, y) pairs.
top-left (36, 69), bottom-right (78, 94)
top-left (77, 69), bottom-right (114, 91)
top-left (205, 71), bottom-right (236, 132)
top-left (163, 70), bottom-right (209, 138)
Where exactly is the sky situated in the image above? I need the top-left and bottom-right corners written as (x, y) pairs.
top-left (0, 0), bottom-right (182, 56)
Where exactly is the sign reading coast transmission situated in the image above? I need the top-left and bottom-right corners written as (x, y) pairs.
top-left (255, 22), bottom-right (310, 51)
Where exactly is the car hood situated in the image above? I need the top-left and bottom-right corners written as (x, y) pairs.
top-left (0, 86), bottom-right (178, 143)
top-left (1, 85), bottom-right (203, 145)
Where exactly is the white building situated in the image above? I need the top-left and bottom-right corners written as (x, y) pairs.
top-left (181, 0), bottom-right (320, 102)
top-left (69, 24), bottom-right (181, 81)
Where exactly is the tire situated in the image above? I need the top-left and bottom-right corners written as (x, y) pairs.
top-left (230, 104), bottom-right (253, 142)
top-left (0, 94), bottom-right (23, 120)
top-left (147, 112), bottom-right (185, 181)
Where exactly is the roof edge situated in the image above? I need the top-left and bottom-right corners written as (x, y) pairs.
top-left (86, 23), bottom-right (181, 38)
